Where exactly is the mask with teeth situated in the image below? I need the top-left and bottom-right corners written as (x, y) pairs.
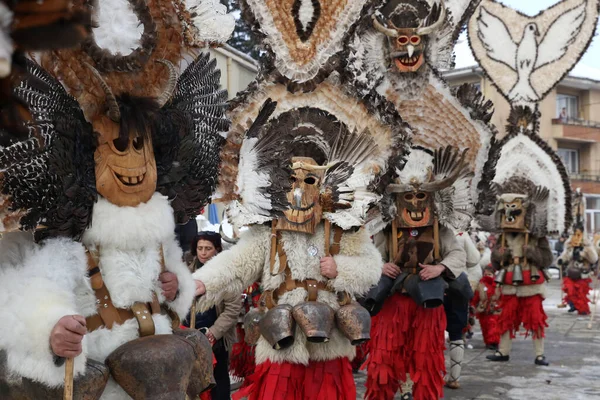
top-left (94, 114), bottom-right (158, 207)
top-left (497, 194), bottom-right (529, 231)
top-left (372, 0), bottom-right (446, 73)
top-left (395, 187), bottom-right (435, 228)
top-left (275, 157), bottom-right (324, 234)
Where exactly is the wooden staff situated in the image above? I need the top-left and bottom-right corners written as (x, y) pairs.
top-left (391, 218), bottom-right (398, 263)
top-left (64, 358), bottom-right (74, 400)
top-left (433, 218), bottom-right (440, 262)
top-left (324, 219), bottom-right (331, 257)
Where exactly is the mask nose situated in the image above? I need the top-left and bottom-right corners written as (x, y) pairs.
top-left (407, 45), bottom-right (414, 58)
top-left (293, 188), bottom-right (303, 208)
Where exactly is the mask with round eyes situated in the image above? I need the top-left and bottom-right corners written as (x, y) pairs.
top-left (275, 157), bottom-right (324, 234)
top-left (93, 115), bottom-right (158, 207)
top-left (390, 28), bottom-right (425, 73)
top-left (395, 189), bottom-right (435, 228)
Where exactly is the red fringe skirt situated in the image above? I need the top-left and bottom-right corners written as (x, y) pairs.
top-left (477, 313), bottom-right (500, 346)
top-left (365, 293), bottom-right (446, 400)
top-left (563, 277), bottom-right (591, 315)
top-left (232, 358), bottom-right (355, 400)
top-left (499, 294), bottom-right (548, 339)
top-left (230, 324), bottom-right (256, 379)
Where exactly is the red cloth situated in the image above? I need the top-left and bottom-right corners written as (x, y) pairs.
top-left (562, 277), bottom-right (591, 315)
top-left (478, 313), bottom-right (500, 346)
top-left (351, 341), bottom-right (369, 371)
top-left (232, 358), bottom-right (355, 400)
top-left (365, 294), bottom-right (446, 400)
top-left (230, 324), bottom-right (256, 379)
top-left (498, 294), bottom-right (548, 339)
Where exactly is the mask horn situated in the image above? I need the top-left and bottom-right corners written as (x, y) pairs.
top-left (372, 15), bottom-right (398, 37)
top-left (155, 59), bottom-right (178, 107)
top-left (84, 62), bottom-right (120, 122)
top-left (416, 0), bottom-right (446, 36)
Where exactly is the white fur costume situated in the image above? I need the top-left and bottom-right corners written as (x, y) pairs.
top-left (0, 193), bottom-right (194, 399)
top-left (193, 223), bottom-right (382, 365)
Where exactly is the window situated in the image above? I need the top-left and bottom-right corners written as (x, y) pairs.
top-left (557, 148), bottom-right (579, 174)
top-left (585, 196), bottom-right (600, 233)
top-left (556, 94), bottom-right (578, 120)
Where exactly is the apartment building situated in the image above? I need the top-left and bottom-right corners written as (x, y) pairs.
top-left (444, 67), bottom-right (600, 232)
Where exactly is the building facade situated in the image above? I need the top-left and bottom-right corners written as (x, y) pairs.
top-left (444, 67), bottom-right (600, 233)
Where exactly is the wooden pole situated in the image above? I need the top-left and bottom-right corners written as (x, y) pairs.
top-left (324, 219), bottom-right (331, 257)
top-left (63, 358), bottom-right (74, 400)
top-left (588, 294), bottom-right (598, 330)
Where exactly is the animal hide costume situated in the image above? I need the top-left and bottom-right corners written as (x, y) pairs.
top-left (476, 109), bottom-right (571, 366)
top-left (194, 2), bottom-right (412, 398)
top-left (558, 193), bottom-right (598, 315)
top-left (364, 146), bottom-right (470, 400)
top-left (346, 1), bottom-right (495, 398)
top-left (468, 0), bottom-right (592, 367)
top-left (0, 1), bottom-right (232, 399)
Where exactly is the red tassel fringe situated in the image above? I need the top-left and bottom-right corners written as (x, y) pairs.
top-left (351, 341), bottom-right (369, 371)
top-left (563, 277), bottom-right (591, 315)
top-left (232, 358), bottom-right (355, 400)
top-left (499, 294), bottom-right (548, 339)
top-left (364, 294), bottom-right (446, 400)
top-left (230, 324), bottom-right (256, 379)
top-left (478, 314), bottom-right (500, 346)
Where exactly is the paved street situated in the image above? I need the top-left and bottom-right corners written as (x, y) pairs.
top-left (354, 279), bottom-right (600, 400)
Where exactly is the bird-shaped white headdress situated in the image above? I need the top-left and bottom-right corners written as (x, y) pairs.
top-left (468, 0), bottom-right (599, 108)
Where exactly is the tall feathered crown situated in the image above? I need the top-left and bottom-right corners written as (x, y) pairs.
top-left (369, 145), bottom-right (473, 233)
top-left (476, 107), bottom-right (572, 236)
top-left (227, 98), bottom-right (405, 230)
top-left (0, 1), bottom-right (233, 241)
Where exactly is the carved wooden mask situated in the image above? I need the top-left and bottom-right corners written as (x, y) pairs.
top-left (389, 28), bottom-right (425, 73)
top-left (498, 196), bottom-right (528, 231)
top-left (395, 189), bottom-right (435, 228)
top-left (275, 157), bottom-right (324, 234)
top-left (93, 116), bottom-right (157, 207)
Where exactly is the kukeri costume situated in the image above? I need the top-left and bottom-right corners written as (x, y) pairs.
top-left (468, 0), bottom-right (597, 366)
top-left (198, 1), bottom-right (411, 397)
top-left (0, 1), bottom-right (233, 398)
top-left (195, 98), bottom-right (399, 400)
top-left (364, 147), bottom-right (470, 400)
top-left (346, 1), bottom-right (496, 397)
top-left (559, 225), bottom-right (598, 315)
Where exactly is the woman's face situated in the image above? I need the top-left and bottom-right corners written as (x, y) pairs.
top-left (196, 240), bottom-right (218, 264)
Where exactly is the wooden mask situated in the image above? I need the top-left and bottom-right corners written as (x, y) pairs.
top-left (275, 157), bottom-right (324, 234)
top-left (498, 196), bottom-right (528, 231)
top-left (395, 189), bottom-right (435, 228)
top-left (94, 115), bottom-right (157, 207)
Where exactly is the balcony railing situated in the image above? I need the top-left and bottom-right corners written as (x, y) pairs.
top-left (570, 171), bottom-right (600, 182)
top-left (552, 117), bottom-right (600, 128)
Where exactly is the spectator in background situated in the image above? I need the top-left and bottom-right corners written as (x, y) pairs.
top-left (559, 107), bottom-right (568, 122)
top-left (184, 232), bottom-right (241, 400)
top-left (555, 234), bottom-right (566, 255)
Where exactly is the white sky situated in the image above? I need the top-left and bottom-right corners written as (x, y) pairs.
top-left (454, 0), bottom-right (600, 80)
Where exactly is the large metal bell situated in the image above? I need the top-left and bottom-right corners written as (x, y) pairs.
top-left (0, 350), bottom-right (109, 400)
top-left (243, 307), bottom-right (265, 346)
top-left (172, 329), bottom-right (215, 398)
top-left (106, 334), bottom-right (198, 400)
top-left (403, 274), bottom-right (447, 308)
top-left (494, 269), bottom-right (506, 285)
top-left (292, 301), bottom-right (335, 343)
top-left (512, 264), bottom-right (524, 286)
top-left (259, 304), bottom-right (296, 350)
top-left (335, 302), bottom-right (371, 345)
top-left (530, 266), bottom-right (541, 282)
